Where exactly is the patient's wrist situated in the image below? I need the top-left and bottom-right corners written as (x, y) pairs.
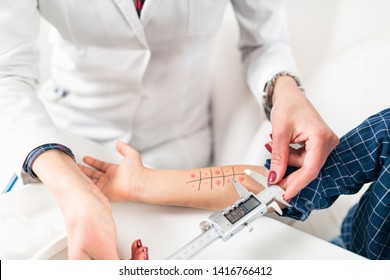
top-left (129, 167), bottom-right (153, 203)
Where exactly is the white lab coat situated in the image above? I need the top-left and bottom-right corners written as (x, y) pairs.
top-left (0, 0), bottom-right (298, 180)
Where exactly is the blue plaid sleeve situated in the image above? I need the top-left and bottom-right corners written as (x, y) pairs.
top-left (22, 144), bottom-right (75, 180)
top-left (265, 108), bottom-right (390, 259)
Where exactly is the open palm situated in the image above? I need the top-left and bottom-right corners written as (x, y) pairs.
top-left (79, 141), bottom-right (144, 201)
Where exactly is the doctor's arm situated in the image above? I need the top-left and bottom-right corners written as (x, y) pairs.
top-left (231, 0), bottom-right (338, 200)
top-left (31, 150), bottom-right (149, 260)
top-left (32, 151), bottom-right (119, 259)
top-left (0, 0), bottom-right (143, 260)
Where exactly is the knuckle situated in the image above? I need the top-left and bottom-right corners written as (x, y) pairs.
top-left (313, 127), bottom-right (340, 150)
top-left (318, 127), bottom-right (338, 142)
top-left (271, 152), bottom-right (286, 167)
top-left (272, 127), bottom-right (288, 139)
top-left (330, 133), bottom-right (340, 147)
top-left (324, 132), bottom-right (339, 150)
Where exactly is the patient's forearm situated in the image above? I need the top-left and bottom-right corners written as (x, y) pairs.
top-left (134, 165), bottom-right (269, 210)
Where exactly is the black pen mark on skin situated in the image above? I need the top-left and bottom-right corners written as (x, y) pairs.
top-left (198, 170), bottom-right (201, 191)
top-left (210, 169), bottom-right (213, 190)
top-left (221, 168), bottom-right (225, 186)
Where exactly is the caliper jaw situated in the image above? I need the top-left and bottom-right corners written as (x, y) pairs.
top-left (244, 169), bottom-right (292, 212)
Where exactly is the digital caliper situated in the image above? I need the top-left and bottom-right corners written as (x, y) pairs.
top-left (167, 169), bottom-right (291, 260)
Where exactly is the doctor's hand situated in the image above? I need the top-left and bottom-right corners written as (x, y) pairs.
top-left (62, 188), bottom-right (121, 259)
top-left (63, 189), bottom-right (148, 260)
top-left (78, 141), bottom-right (144, 202)
top-left (32, 149), bottom-right (148, 259)
top-left (31, 150), bottom-right (120, 259)
top-left (266, 76), bottom-right (339, 201)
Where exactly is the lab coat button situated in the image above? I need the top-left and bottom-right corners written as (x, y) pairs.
top-left (54, 87), bottom-right (70, 98)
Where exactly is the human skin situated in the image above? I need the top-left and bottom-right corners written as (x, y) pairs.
top-left (32, 150), bottom-right (148, 260)
top-left (79, 141), bottom-right (272, 211)
top-left (268, 76), bottom-right (339, 200)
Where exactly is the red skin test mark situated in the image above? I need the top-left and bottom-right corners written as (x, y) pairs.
top-left (238, 176), bottom-right (244, 183)
top-left (190, 173), bottom-right (196, 179)
top-left (215, 179), bottom-right (221, 186)
top-left (215, 170), bottom-right (221, 175)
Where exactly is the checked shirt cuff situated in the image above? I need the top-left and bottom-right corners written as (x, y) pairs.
top-left (22, 144), bottom-right (75, 181)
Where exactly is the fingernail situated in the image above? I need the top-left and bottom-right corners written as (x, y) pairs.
top-left (144, 248), bottom-right (149, 260)
top-left (268, 170), bottom-right (277, 183)
top-left (264, 143), bottom-right (272, 153)
top-left (269, 133), bottom-right (273, 139)
top-left (137, 239), bottom-right (142, 248)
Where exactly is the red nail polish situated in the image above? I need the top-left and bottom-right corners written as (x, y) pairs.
top-left (269, 133), bottom-right (273, 139)
top-left (264, 143), bottom-right (272, 153)
top-left (268, 170), bottom-right (277, 183)
top-left (137, 239), bottom-right (142, 248)
top-left (144, 253), bottom-right (149, 260)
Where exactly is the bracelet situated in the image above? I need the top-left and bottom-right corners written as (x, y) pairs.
top-left (262, 71), bottom-right (305, 120)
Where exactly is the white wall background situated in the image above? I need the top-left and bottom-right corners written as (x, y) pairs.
top-left (287, 0), bottom-right (390, 79)
top-left (286, 0), bottom-right (390, 136)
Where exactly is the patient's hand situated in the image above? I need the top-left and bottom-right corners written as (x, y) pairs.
top-left (79, 141), bottom-right (144, 201)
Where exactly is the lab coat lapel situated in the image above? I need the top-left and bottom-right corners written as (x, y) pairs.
top-left (112, 0), bottom-right (149, 47)
top-left (140, 0), bottom-right (161, 27)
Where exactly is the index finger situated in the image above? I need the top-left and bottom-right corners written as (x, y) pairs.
top-left (283, 144), bottom-right (328, 200)
top-left (83, 156), bottom-right (111, 172)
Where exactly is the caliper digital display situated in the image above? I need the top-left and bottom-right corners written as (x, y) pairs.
top-left (224, 195), bottom-right (261, 224)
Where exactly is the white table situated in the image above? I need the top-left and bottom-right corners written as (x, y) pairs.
top-left (0, 130), bottom-right (365, 260)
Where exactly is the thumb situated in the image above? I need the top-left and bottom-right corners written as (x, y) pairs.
top-left (115, 141), bottom-right (139, 159)
top-left (268, 133), bottom-right (290, 184)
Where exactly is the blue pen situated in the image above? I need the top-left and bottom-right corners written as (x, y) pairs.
top-left (1, 173), bottom-right (18, 195)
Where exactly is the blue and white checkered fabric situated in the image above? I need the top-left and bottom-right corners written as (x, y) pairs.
top-left (267, 108), bottom-right (390, 259)
top-left (23, 143), bottom-right (75, 180)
